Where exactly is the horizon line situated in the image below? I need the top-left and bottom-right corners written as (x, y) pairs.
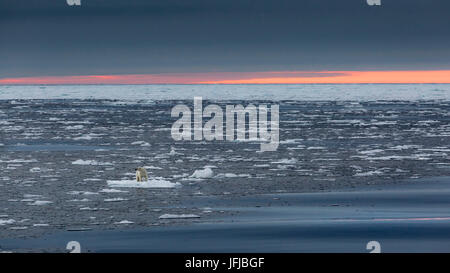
top-left (2, 70), bottom-right (450, 85)
top-left (2, 83), bottom-right (450, 86)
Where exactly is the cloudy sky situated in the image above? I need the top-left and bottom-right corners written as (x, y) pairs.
top-left (1, 0), bottom-right (450, 84)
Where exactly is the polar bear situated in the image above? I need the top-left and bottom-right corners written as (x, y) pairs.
top-left (135, 167), bottom-right (149, 182)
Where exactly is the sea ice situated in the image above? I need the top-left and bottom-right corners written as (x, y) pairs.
top-left (114, 220), bottom-right (134, 224)
top-left (190, 167), bottom-right (214, 179)
top-left (99, 188), bottom-right (128, 193)
top-left (104, 198), bottom-right (128, 202)
top-left (72, 159), bottom-right (112, 166)
top-left (272, 158), bottom-right (298, 164)
top-left (107, 178), bottom-right (181, 188)
top-left (159, 214), bottom-right (200, 219)
top-left (28, 200), bottom-right (53, 206)
top-left (0, 219), bottom-right (15, 225)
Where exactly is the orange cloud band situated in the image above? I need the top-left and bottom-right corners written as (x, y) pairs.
top-left (1, 70), bottom-right (450, 85)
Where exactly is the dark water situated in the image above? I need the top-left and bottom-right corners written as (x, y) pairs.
top-left (2, 177), bottom-right (450, 253)
top-left (0, 99), bottom-right (450, 248)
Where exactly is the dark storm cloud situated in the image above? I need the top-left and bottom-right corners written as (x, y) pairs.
top-left (1, 0), bottom-right (450, 77)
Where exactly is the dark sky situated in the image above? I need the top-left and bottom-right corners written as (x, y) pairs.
top-left (1, 0), bottom-right (450, 78)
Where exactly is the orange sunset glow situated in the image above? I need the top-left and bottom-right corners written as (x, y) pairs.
top-left (1, 70), bottom-right (450, 85)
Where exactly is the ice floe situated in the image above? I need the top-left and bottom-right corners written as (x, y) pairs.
top-left (107, 178), bottom-right (181, 188)
top-left (159, 214), bottom-right (200, 219)
top-left (68, 198), bottom-right (91, 202)
top-left (104, 197), bottom-right (129, 202)
top-left (189, 167), bottom-right (214, 179)
top-left (28, 200), bottom-right (53, 206)
top-left (354, 170), bottom-right (384, 177)
top-left (0, 219), bottom-right (15, 225)
top-left (72, 159), bottom-right (112, 166)
top-left (115, 220), bottom-right (134, 224)
top-left (67, 191), bottom-right (99, 195)
top-left (99, 188), bottom-right (128, 193)
top-left (272, 158), bottom-right (297, 164)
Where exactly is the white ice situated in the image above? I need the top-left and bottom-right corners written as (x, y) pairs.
top-left (107, 178), bottom-right (181, 188)
top-left (190, 167), bottom-right (214, 179)
top-left (159, 214), bottom-right (200, 219)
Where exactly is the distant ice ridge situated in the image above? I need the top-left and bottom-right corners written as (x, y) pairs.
top-left (1, 84), bottom-right (450, 101)
top-left (107, 178), bottom-right (180, 188)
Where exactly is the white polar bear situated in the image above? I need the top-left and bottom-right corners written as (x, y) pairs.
top-left (135, 167), bottom-right (149, 182)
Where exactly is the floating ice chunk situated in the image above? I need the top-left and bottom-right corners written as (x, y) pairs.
top-left (370, 155), bottom-right (430, 161)
top-left (145, 166), bottom-right (163, 170)
top-left (168, 147), bottom-right (182, 156)
top-left (172, 173), bottom-right (189, 178)
top-left (73, 133), bottom-right (102, 140)
top-left (307, 146), bottom-right (326, 150)
top-left (279, 139), bottom-right (302, 144)
top-left (159, 214), bottom-right (200, 219)
top-left (72, 159), bottom-right (96, 165)
top-left (99, 188), bottom-right (128, 193)
top-left (67, 191), bottom-right (99, 195)
top-left (23, 194), bottom-right (43, 199)
top-left (216, 173), bottom-right (251, 178)
top-left (72, 159), bottom-right (112, 165)
top-left (79, 207), bottom-right (98, 211)
top-left (68, 198), bottom-right (90, 202)
top-left (359, 149), bottom-right (384, 155)
top-left (29, 167), bottom-right (41, 173)
top-left (131, 141), bottom-right (151, 146)
top-left (0, 159), bottom-right (37, 163)
top-left (82, 191), bottom-right (99, 195)
top-left (354, 170), bottom-right (384, 177)
top-left (0, 219), bottom-right (15, 225)
top-left (10, 226), bottom-right (28, 230)
top-left (65, 125), bottom-right (84, 130)
top-left (190, 167), bottom-right (214, 179)
top-left (115, 220), bottom-right (134, 224)
top-left (390, 145), bottom-right (421, 150)
top-left (107, 178), bottom-right (181, 188)
top-left (28, 200), bottom-right (53, 206)
top-left (371, 121), bottom-right (397, 126)
top-left (272, 158), bottom-right (297, 164)
top-left (104, 197), bottom-right (128, 202)
top-left (67, 227), bottom-right (93, 231)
